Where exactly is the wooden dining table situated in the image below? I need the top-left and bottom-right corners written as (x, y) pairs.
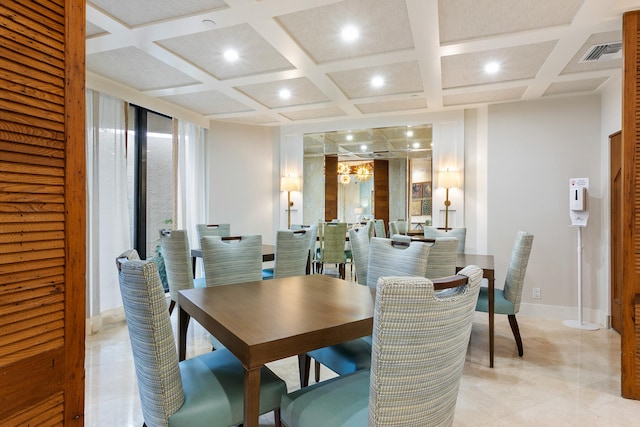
top-left (178, 275), bottom-right (375, 427)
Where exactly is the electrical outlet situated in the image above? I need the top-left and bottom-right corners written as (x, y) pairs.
top-left (532, 288), bottom-right (541, 299)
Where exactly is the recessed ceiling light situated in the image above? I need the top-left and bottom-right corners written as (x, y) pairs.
top-left (202, 19), bottom-right (216, 27)
top-left (406, 130), bottom-right (414, 137)
top-left (484, 61), bottom-right (500, 74)
top-left (360, 144), bottom-right (367, 151)
top-left (279, 89), bottom-right (291, 99)
top-left (224, 49), bottom-right (239, 62)
top-left (346, 134), bottom-right (353, 141)
top-left (371, 76), bottom-right (384, 88)
top-left (341, 25), bottom-right (359, 42)
top-left (412, 142), bottom-right (420, 149)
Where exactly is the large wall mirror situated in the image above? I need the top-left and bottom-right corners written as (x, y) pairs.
top-left (303, 124), bottom-right (432, 232)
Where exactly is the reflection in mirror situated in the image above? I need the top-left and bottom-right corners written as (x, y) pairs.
top-left (303, 125), bottom-right (432, 231)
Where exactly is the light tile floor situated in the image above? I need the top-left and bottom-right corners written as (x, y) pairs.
top-left (85, 283), bottom-right (640, 426)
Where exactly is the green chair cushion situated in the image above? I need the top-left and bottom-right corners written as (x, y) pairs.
top-left (281, 370), bottom-right (370, 427)
top-left (170, 348), bottom-right (287, 427)
top-left (475, 286), bottom-right (515, 315)
top-left (307, 337), bottom-right (372, 376)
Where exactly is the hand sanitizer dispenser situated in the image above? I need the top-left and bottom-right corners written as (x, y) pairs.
top-left (569, 178), bottom-right (588, 227)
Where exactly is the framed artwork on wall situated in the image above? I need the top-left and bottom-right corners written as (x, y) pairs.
top-left (412, 182), bottom-right (423, 199)
top-left (423, 182), bottom-right (432, 198)
top-left (410, 200), bottom-right (421, 216)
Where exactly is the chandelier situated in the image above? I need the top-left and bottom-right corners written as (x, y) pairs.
top-left (339, 174), bottom-right (351, 185)
top-left (337, 163), bottom-right (350, 175)
top-left (355, 164), bottom-right (372, 182)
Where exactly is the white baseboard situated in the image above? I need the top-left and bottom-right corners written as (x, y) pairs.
top-left (519, 302), bottom-right (609, 329)
top-left (86, 306), bottom-right (126, 336)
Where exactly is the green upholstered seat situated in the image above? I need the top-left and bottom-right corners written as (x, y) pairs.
top-left (284, 267), bottom-right (483, 427)
top-left (116, 258), bottom-right (286, 427)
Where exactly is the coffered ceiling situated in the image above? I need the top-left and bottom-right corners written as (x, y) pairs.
top-left (85, 0), bottom-right (639, 126)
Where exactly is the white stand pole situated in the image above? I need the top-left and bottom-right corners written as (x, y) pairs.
top-left (563, 227), bottom-right (599, 331)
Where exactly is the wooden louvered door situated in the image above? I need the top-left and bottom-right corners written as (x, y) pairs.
top-left (622, 10), bottom-right (640, 400)
top-left (0, 0), bottom-right (85, 424)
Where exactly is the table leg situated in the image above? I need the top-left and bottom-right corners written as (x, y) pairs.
top-left (488, 275), bottom-right (495, 368)
top-left (244, 366), bottom-right (262, 427)
top-left (298, 354), bottom-right (311, 388)
top-left (178, 306), bottom-right (190, 361)
top-left (192, 255), bottom-right (197, 278)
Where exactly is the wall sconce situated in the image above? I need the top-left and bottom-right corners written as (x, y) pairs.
top-left (438, 169), bottom-right (459, 231)
top-left (281, 176), bottom-right (301, 229)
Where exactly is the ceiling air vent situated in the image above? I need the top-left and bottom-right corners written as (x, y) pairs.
top-left (579, 42), bottom-right (622, 63)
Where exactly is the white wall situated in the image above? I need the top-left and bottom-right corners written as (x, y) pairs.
top-left (486, 95), bottom-right (604, 323)
top-left (205, 121), bottom-right (279, 245)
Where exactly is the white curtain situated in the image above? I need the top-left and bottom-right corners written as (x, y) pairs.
top-left (175, 119), bottom-right (207, 251)
top-left (86, 90), bottom-right (131, 332)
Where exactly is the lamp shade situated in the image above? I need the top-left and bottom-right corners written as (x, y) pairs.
top-left (281, 176), bottom-right (301, 192)
top-left (438, 170), bottom-right (459, 189)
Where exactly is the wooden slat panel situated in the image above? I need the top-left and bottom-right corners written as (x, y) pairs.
top-left (32, 0), bottom-right (64, 18)
top-left (0, 290), bottom-right (63, 316)
top-left (0, 4), bottom-right (64, 49)
top-left (0, 239), bottom-right (65, 254)
top-left (0, 284), bottom-right (62, 305)
top-left (0, 183), bottom-right (64, 195)
top-left (0, 231), bottom-right (65, 244)
top-left (0, 268), bottom-right (64, 298)
top-left (0, 192), bottom-right (64, 204)
top-left (0, 221), bottom-right (64, 233)
top-left (0, 42), bottom-right (64, 79)
top-left (0, 160), bottom-right (64, 177)
top-left (0, 248), bottom-right (65, 265)
top-left (0, 266), bottom-right (64, 288)
top-left (0, 0), bottom-right (85, 423)
top-left (0, 303), bottom-right (64, 328)
top-left (0, 212), bottom-right (65, 222)
top-left (0, 171), bottom-right (64, 186)
top-left (0, 349), bottom-right (64, 421)
top-left (0, 258), bottom-right (65, 276)
top-left (0, 139), bottom-right (64, 161)
top-left (1, 392), bottom-right (64, 427)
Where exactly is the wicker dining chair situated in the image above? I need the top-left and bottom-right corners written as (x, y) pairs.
top-left (423, 227), bottom-right (467, 254)
top-left (263, 229), bottom-right (313, 279)
top-left (116, 258), bottom-right (286, 427)
top-left (424, 237), bottom-right (458, 279)
top-left (283, 266), bottom-right (483, 427)
top-left (200, 234), bottom-right (263, 349)
top-left (160, 229), bottom-right (206, 314)
top-left (476, 231), bottom-right (534, 357)
top-left (303, 236), bottom-right (431, 387)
